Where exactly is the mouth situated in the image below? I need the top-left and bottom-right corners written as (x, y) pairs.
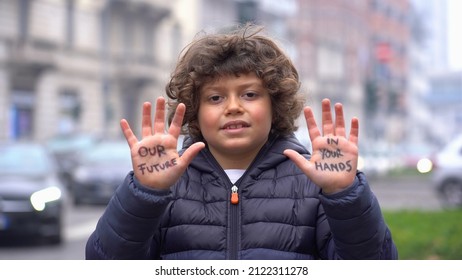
top-left (221, 120), bottom-right (250, 130)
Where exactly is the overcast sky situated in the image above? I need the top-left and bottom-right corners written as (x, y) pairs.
top-left (447, 0), bottom-right (461, 70)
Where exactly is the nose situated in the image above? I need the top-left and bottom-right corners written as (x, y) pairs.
top-left (225, 95), bottom-right (243, 115)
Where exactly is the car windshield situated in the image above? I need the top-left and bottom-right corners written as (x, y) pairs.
top-left (46, 134), bottom-right (96, 154)
top-left (81, 142), bottom-right (131, 165)
top-left (0, 144), bottom-right (52, 176)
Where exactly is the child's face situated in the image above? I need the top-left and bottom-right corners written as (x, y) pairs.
top-left (198, 73), bottom-right (272, 168)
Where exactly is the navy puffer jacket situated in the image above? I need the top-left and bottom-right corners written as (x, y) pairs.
top-left (86, 134), bottom-right (398, 259)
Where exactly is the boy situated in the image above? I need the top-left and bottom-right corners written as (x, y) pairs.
top-left (86, 25), bottom-right (398, 260)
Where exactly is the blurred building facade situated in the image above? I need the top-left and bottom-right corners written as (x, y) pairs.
top-left (409, 0), bottom-right (461, 147)
top-left (365, 0), bottom-right (411, 145)
top-left (0, 0), bottom-right (421, 148)
top-left (427, 72), bottom-right (462, 142)
top-left (0, 0), bottom-right (177, 141)
top-left (0, 0), bottom-right (300, 141)
top-left (292, 0), bottom-right (411, 146)
top-left (407, 0), bottom-right (434, 147)
top-left (291, 0), bottom-right (369, 140)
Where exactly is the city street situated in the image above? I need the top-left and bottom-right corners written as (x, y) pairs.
top-left (0, 174), bottom-right (442, 260)
top-left (370, 174), bottom-right (443, 211)
top-left (0, 204), bottom-right (104, 260)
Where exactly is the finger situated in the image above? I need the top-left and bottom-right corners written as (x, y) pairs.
top-left (168, 103), bottom-right (186, 139)
top-left (141, 102), bottom-right (153, 138)
top-left (120, 119), bottom-right (138, 149)
top-left (154, 97), bottom-right (166, 134)
top-left (321, 99), bottom-right (334, 136)
top-left (283, 149), bottom-right (312, 174)
top-left (334, 103), bottom-right (346, 137)
top-left (304, 107), bottom-right (321, 141)
top-left (179, 142), bottom-right (205, 166)
top-left (349, 117), bottom-right (359, 145)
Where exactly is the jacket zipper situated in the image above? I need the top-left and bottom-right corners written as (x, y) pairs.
top-left (226, 149), bottom-right (270, 259)
top-left (229, 186), bottom-right (239, 259)
top-left (204, 156), bottom-right (241, 260)
top-left (201, 136), bottom-right (275, 259)
top-left (231, 185), bottom-right (239, 204)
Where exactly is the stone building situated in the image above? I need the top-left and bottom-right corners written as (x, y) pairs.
top-left (0, 0), bottom-right (177, 141)
top-left (0, 0), bottom-right (299, 142)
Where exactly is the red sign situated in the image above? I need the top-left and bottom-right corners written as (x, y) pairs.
top-left (375, 43), bottom-right (392, 62)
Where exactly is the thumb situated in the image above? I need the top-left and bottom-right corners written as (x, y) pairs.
top-left (179, 142), bottom-right (206, 166)
top-left (283, 149), bottom-right (312, 175)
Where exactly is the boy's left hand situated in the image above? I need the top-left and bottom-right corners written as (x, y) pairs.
top-left (284, 99), bottom-right (359, 194)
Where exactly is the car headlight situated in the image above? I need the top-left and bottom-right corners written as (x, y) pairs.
top-left (30, 186), bottom-right (62, 211)
top-left (417, 158), bottom-right (433, 174)
top-left (74, 166), bottom-right (91, 182)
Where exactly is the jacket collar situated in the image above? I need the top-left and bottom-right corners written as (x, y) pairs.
top-left (182, 133), bottom-right (310, 175)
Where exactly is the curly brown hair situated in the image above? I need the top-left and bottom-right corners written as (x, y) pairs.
top-left (166, 24), bottom-right (305, 140)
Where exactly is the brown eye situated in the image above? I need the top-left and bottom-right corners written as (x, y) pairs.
top-left (243, 92), bottom-right (258, 99)
top-left (208, 95), bottom-right (223, 103)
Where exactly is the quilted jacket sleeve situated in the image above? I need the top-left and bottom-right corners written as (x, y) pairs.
top-left (85, 171), bottom-right (171, 259)
top-left (317, 171), bottom-right (398, 259)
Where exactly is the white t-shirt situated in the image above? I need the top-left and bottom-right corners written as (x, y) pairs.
top-left (224, 169), bottom-right (245, 184)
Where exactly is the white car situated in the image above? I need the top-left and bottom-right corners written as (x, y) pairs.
top-left (432, 134), bottom-right (462, 208)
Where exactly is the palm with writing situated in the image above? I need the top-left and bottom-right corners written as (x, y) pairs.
top-left (120, 97), bottom-right (205, 190)
top-left (284, 99), bottom-right (359, 194)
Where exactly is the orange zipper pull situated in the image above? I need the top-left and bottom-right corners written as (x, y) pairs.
top-left (231, 185), bottom-right (239, 204)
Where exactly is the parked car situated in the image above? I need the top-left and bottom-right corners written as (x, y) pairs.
top-left (395, 143), bottom-right (436, 173)
top-left (70, 140), bottom-right (132, 205)
top-left (0, 142), bottom-right (66, 244)
top-left (357, 142), bottom-right (398, 178)
top-left (432, 135), bottom-right (462, 208)
top-left (46, 133), bottom-right (98, 189)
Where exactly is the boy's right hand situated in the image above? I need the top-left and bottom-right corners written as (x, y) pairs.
top-left (120, 97), bottom-right (205, 190)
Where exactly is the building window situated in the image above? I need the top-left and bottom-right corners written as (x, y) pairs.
top-left (316, 45), bottom-right (344, 79)
top-left (171, 23), bottom-right (181, 61)
top-left (58, 89), bottom-right (81, 134)
top-left (10, 90), bottom-right (35, 140)
top-left (65, 0), bottom-right (75, 48)
top-left (237, 0), bottom-right (258, 24)
top-left (143, 18), bottom-right (155, 61)
top-left (19, 0), bottom-right (30, 41)
top-left (123, 11), bottom-right (133, 60)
